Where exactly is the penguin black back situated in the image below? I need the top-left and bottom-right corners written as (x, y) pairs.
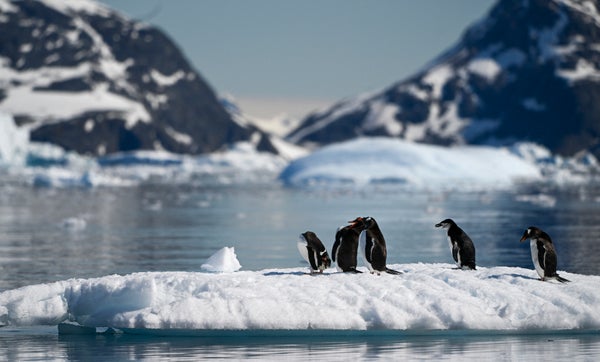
top-left (435, 218), bottom-right (476, 270)
top-left (298, 231), bottom-right (331, 273)
top-left (356, 216), bottom-right (401, 275)
top-left (332, 220), bottom-right (363, 273)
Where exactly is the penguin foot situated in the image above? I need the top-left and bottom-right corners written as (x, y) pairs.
top-left (385, 268), bottom-right (402, 275)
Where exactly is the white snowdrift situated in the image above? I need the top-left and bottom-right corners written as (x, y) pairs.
top-left (280, 137), bottom-right (542, 188)
top-left (1, 264), bottom-right (598, 332)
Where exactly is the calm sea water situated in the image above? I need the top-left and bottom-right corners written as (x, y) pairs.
top-left (1, 181), bottom-right (600, 360)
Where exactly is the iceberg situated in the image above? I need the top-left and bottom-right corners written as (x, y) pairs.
top-left (2, 110), bottom-right (598, 189)
top-left (200, 247), bottom-right (242, 273)
top-left (0, 112), bottom-right (29, 166)
top-left (280, 137), bottom-right (543, 189)
top-left (1, 264), bottom-right (599, 334)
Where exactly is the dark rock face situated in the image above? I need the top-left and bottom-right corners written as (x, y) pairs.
top-left (0, 0), bottom-right (265, 155)
top-left (288, 0), bottom-right (600, 157)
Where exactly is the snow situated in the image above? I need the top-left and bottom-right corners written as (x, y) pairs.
top-left (557, 59), bottom-right (600, 82)
top-left (422, 65), bottom-right (454, 99)
top-left (41, 0), bottom-right (111, 17)
top-left (363, 100), bottom-right (402, 136)
top-left (280, 137), bottom-right (542, 189)
top-left (0, 264), bottom-right (598, 333)
top-left (150, 69), bottom-right (186, 87)
top-left (200, 247), bottom-right (242, 273)
top-left (1, 84), bottom-right (151, 128)
top-left (164, 126), bottom-right (193, 145)
top-left (467, 58), bottom-right (502, 82)
top-left (0, 0), bottom-right (17, 13)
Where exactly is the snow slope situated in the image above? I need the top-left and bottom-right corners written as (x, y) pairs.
top-left (0, 264), bottom-right (597, 333)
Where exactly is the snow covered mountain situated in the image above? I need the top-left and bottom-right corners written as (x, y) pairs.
top-left (0, 0), bottom-right (278, 156)
top-left (287, 0), bottom-right (600, 158)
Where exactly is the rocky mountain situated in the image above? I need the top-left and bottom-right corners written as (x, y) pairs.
top-left (287, 0), bottom-right (600, 158)
top-left (0, 0), bottom-right (277, 156)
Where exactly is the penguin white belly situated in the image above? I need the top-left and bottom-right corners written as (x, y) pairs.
top-left (448, 236), bottom-right (461, 267)
top-left (530, 239), bottom-right (545, 278)
top-left (297, 237), bottom-right (311, 265)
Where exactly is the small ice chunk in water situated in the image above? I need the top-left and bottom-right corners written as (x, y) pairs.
top-left (201, 247), bottom-right (242, 273)
top-left (60, 217), bottom-right (87, 231)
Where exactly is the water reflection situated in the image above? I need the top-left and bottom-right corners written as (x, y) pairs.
top-left (1, 328), bottom-right (600, 361)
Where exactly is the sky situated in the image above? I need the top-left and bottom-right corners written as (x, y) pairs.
top-left (100, 0), bottom-right (495, 119)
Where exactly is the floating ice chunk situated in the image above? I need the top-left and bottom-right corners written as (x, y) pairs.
top-left (515, 194), bottom-right (557, 208)
top-left (60, 217), bottom-right (87, 231)
top-left (201, 247), bottom-right (242, 273)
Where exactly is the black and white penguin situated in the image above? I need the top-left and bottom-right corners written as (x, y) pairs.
top-left (297, 231), bottom-right (331, 273)
top-left (520, 226), bottom-right (570, 282)
top-left (435, 218), bottom-right (476, 270)
top-left (332, 220), bottom-right (363, 273)
top-left (355, 216), bottom-right (401, 275)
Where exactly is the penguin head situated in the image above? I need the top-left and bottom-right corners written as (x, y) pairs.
top-left (435, 218), bottom-right (455, 229)
top-left (302, 231), bottom-right (318, 241)
top-left (362, 216), bottom-right (376, 229)
top-left (348, 216), bottom-right (377, 230)
top-left (520, 226), bottom-right (542, 242)
top-left (348, 217), bottom-right (367, 229)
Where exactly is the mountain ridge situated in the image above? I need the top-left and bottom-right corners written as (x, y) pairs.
top-left (287, 0), bottom-right (600, 158)
top-left (0, 0), bottom-right (281, 156)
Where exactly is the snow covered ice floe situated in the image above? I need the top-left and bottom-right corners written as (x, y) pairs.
top-left (1, 264), bottom-right (599, 334)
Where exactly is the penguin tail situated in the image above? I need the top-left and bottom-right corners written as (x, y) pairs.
top-left (385, 268), bottom-right (402, 275)
top-left (556, 275), bottom-right (570, 283)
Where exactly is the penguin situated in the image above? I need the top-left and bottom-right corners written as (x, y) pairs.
top-left (297, 231), bottom-right (331, 273)
top-left (355, 216), bottom-right (401, 275)
top-left (332, 219), bottom-right (363, 273)
top-left (435, 218), bottom-right (476, 270)
top-left (520, 226), bottom-right (570, 282)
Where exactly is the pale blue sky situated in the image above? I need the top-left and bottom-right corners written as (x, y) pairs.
top-left (100, 0), bottom-right (495, 118)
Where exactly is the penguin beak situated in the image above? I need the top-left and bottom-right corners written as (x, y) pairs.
top-left (519, 233), bottom-right (528, 242)
top-left (348, 217), bottom-right (363, 227)
top-left (435, 223), bottom-right (442, 228)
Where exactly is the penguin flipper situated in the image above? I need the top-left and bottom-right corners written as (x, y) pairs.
top-left (543, 247), bottom-right (558, 276)
top-left (332, 237), bottom-right (340, 262)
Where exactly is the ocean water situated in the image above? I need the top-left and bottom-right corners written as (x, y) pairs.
top-left (1, 181), bottom-right (600, 360)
